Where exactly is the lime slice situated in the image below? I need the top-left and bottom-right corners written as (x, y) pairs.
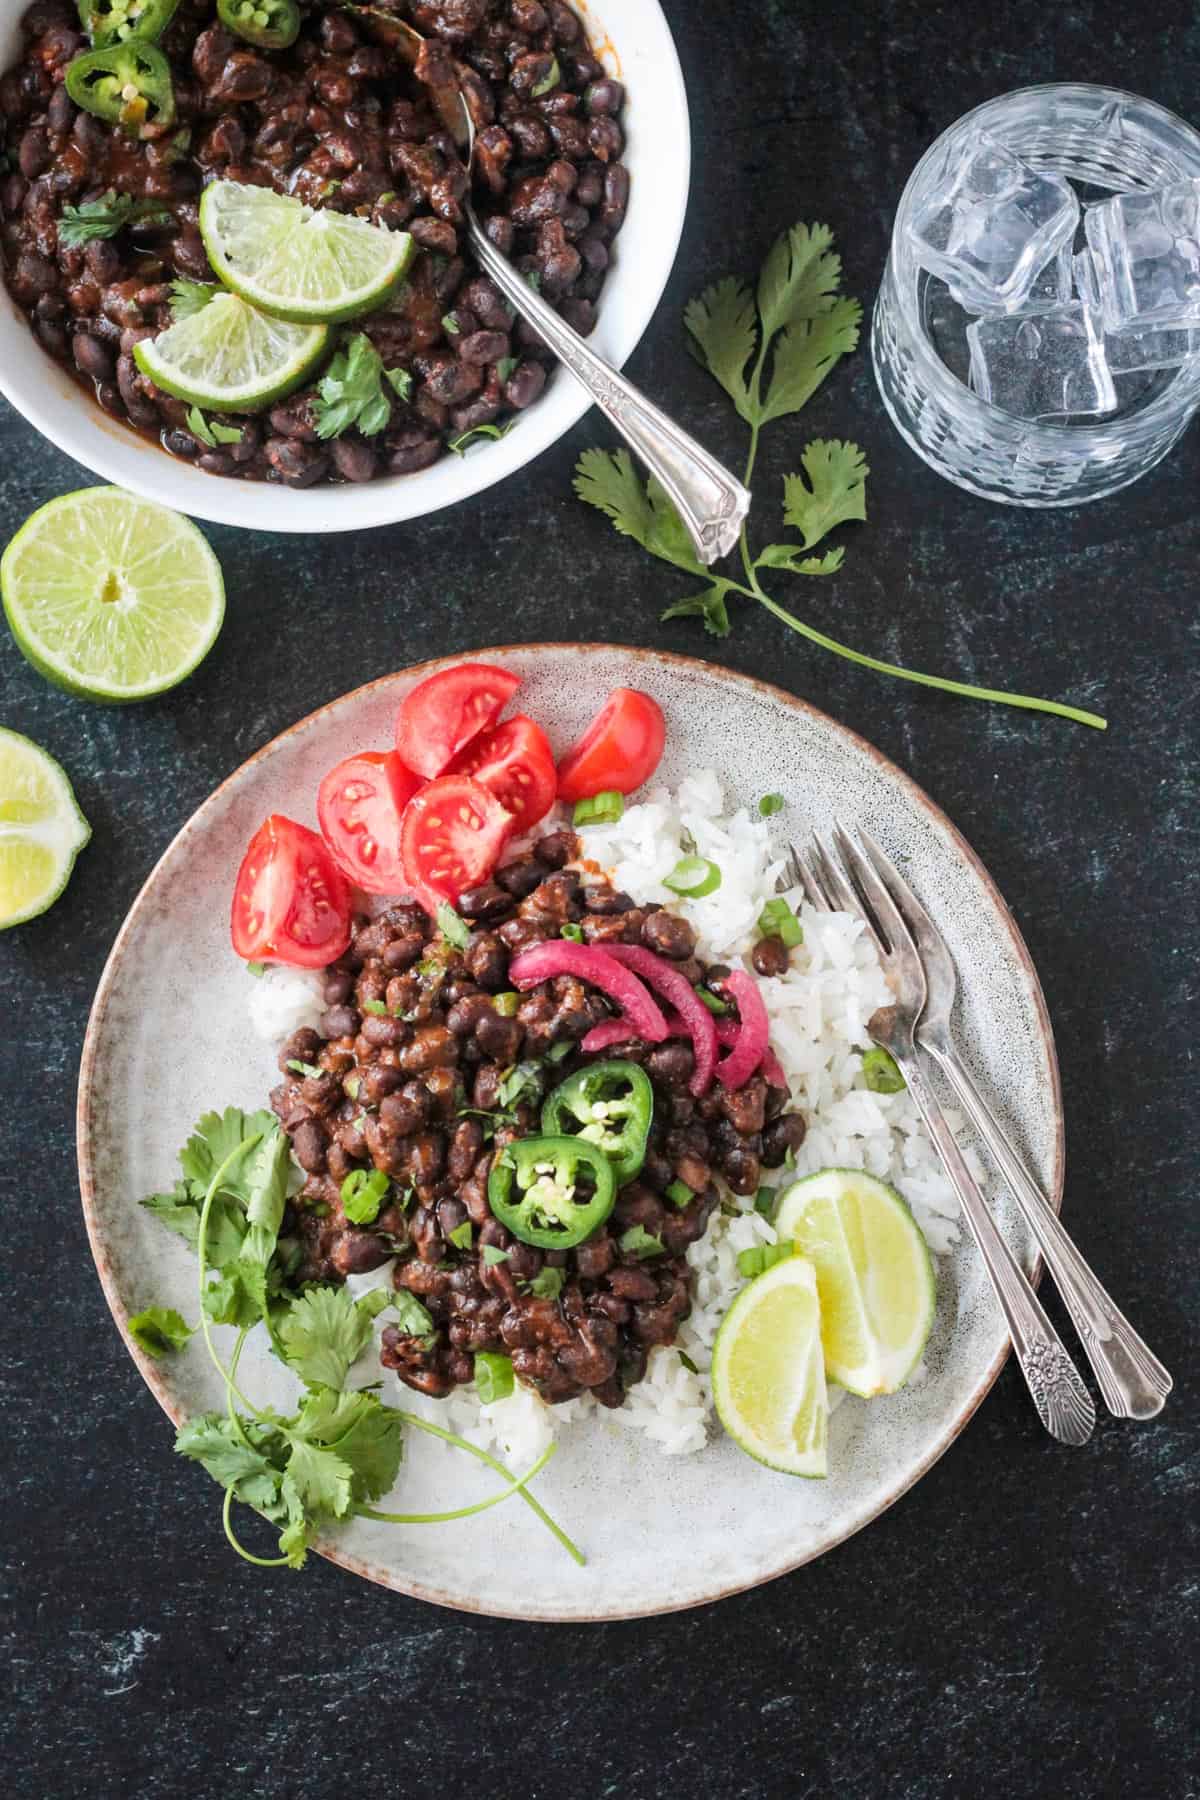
top-left (712, 1257), bottom-right (828, 1477)
top-left (774, 1169), bottom-right (935, 1397)
top-left (1, 487), bottom-right (225, 703)
top-left (0, 727), bottom-right (90, 928)
top-left (200, 179), bottom-right (415, 322)
top-left (134, 290), bottom-right (329, 412)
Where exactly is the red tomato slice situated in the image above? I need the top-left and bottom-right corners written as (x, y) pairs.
top-left (555, 688), bottom-right (666, 803)
top-left (448, 714), bottom-right (557, 831)
top-left (400, 774), bottom-right (513, 911)
top-left (395, 662), bottom-right (521, 779)
top-left (317, 750), bottom-right (422, 895)
top-left (231, 814), bottom-right (352, 968)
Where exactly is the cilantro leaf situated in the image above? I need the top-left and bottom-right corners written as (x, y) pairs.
top-left (175, 1414), bottom-right (284, 1511)
top-left (436, 902), bottom-right (471, 950)
top-left (141, 1181), bottom-right (247, 1270)
top-left (201, 1269), bottom-right (262, 1329)
top-left (178, 1108), bottom-right (280, 1196)
top-left (661, 582), bottom-right (733, 637)
top-left (277, 1480), bottom-right (312, 1568)
top-left (683, 274), bottom-right (757, 421)
top-left (756, 221), bottom-right (842, 339)
top-left (755, 543), bottom-right (846, 577)
top-left (524, 1266), bottom-right (564, 1300)
top-left (391, 1291), bottom-right (435, 1335)
top-left (448, 1220), bottom-right (473, 1250)
top-left (313, 333), bottom-right (395, 439)
top-left (481, 1244), bottom-right (510, 1268)
top-left (187, 405), bottom-right (217, 448)
top-left (759, 296), bottom-right (862, 423)
top-left (573, 450), bottom-right (705, 578)
top-left (127, 1306), bottom-right (194, 1357)
top-left (781, 440), bottom-right (868, 548)
top-left (285, 1438), bottom-right (355, 1520)
top-left (294, 1388), bottom-right (404, 1503)
top-left (58, 191), bottom-right (171, 248)
top-left (619, 1225), bottom-right (664, 1260)
top-left (169, 278), bottom-right (218, 320)
top-left (447, 421), bottom-right (513, 455)
top-left (384, 365), bottom-right (412, 403)
top-left (278, 1285), bottom-right (377, 1391)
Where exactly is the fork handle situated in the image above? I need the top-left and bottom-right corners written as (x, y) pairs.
top-left (924, 1042), bottom-right (1171, 1420)
top-left (899, 1055), bottom-right (1096, 1445)
top-left (465, 218), bottom-right (752, 567)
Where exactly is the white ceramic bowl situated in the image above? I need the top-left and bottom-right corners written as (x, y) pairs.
top-left (0, 0), bottom-right (690, 532)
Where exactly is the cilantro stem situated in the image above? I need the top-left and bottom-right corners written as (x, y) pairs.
top-left (222, 1488), bottom-right (293, 1568)
top-left (358, 1438), bottom-right (556, 1525)
top-left (395, 1410), bottom-right (585, 1565)
top-left (196, 1135), bottom-right (273, 1423)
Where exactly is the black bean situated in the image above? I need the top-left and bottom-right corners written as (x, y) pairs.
top-left (504, 358), bottom-right (546, 410)
top-left (17, 126), bottom-right (48, 180)
top-left (585, 78), bottom-right (625, 116)
top-left (264, 437), bottom-right (329, 487)
top-left (752, 935), bottom-right (791, 977)
top-left (762, 1113), bottom-right (807, 1168)
top-left (331, 436), bottom-right (377, 483)
top-left (322, 1005), bottom-right (360, 1039)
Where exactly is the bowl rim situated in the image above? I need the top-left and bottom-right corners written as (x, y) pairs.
top-left (0, 0), bottom-right (691, 533)
top-left (75, 643), bottom-right (1065, 1621)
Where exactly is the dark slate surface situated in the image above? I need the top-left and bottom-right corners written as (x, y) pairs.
top-left (1, 2), bottom-right (1196, 1795)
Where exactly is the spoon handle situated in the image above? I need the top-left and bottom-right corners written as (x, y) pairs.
top-left (466, 219), bottom-right (751, 567)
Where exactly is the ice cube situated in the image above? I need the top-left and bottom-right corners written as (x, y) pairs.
top-left (923, 278), bottom-right (974, 383)
top-left (967, 304), bottom-right (1117, 420)
top-left (1084, 178), bottom-right (1200, 330)
top-left (909, 131), bottom-right (1079, 310)
top-left (1073, 247), bottom-right (1197, 371)
top-left (952, 242), bottom-right (1073, 315)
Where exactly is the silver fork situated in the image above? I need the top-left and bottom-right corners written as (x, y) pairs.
top-left (791, 832), bottom-right (1096, 1446)
top-left (853, 828), bottom-right (1171, 1420)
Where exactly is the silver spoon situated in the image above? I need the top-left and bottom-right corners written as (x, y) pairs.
top-left (379, 15), bottom-right (751, 565)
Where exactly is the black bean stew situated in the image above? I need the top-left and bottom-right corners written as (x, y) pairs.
top-left (0, 0), bottom-right (627, 487)
top-left (267, 831), bottom-right (808, 1409)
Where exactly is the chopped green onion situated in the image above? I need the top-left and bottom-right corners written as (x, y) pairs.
top-left (474, 1350), bottom-right (514, 1403)
top-left (560, 922), bottom-right (584, 942)
top-left (663, 855), bottom-right (722, 898)
top-left (546, 1040), bottom-right (573, 1064)
top-left (482, 1244), bottom-right (511, 1267)
top-left (441, 311), bottom-right (461, 335)
top-left (493, 991), bottom-right (520, 1017)
top-left (665, 1179), bottom-right (693, 1209)
top-left (448, 1220), bottom-right (473, 1250)
top-left (341, 1168), bottom-right (391, 1225)
top-left (754, 1186), bottom-right (776, 1218)
top-left (436, 901), bottom-right (471, 950)
top-left (757, 897), bottom-right (803, 947)
top-left (620, 1225), bottom-right (664, 1259)
top-left (678, 1350), bottom-right (699, 1375)
top-left (573, 790), bottom-right (624, 827)
top-left (245, 960), bottom-right (266, 977)
top-left (737, 1242), bottom-right (795, 1279)
top-left (343, 1075), bottom-right (361, 1101)
top-left (758, 793), bottom-right (785, 816)
top-left (361, 998), bottom-right (388, 1016)
top-left (531, 53), bottom-right (560, 97)
top-left (861, 1047), bottom-right (906, 1093)
top-left (696, 987), bottom-right (729, 1016)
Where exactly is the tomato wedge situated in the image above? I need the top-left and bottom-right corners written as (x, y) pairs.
top-left (556, 688), bottom-right (666, 802)
top-left (448, 714), bottom-right (557, 831)
top-left (317, 750), bottom-right (421, 895)
top-left (231, 814), bottom-right (352, 968)
top-left (400, 774), bottom-right (513, 911)
top-left (395, 662), bottom-right (521, 779)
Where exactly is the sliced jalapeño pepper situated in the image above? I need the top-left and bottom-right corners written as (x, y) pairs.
top-left (487, 1136), bottom-right (616, 1250)
top-left (542, 1060), bottom-right (653, 1185)
top-left (65, 42), bottom-right (175, 133)
top-left (217, 0), bottom-right (301, 50)
top-left (78, 0), bottom-right (182, 48)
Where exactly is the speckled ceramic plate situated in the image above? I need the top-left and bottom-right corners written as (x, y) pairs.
top-left (77, 646), bottom-right (1063, 1620)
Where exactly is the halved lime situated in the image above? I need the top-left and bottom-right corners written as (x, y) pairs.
top-left (712, 1256), bottom-right (828, 1477)
top-left (134, 290), bottom-right (329, 412)
top-left (774, 1169), bottom-right (935, 1397)
top-left (0, 727), bottom-right (90, 928)
top-left (200, 179), bottom-right (415, 322)
top-left (1, 488), bottom-right (225, 703)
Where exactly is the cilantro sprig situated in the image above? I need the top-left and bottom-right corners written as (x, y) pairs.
top-left (58, 190), bottom-right (172, 247)
top-left (574, 221), bottom-right (1106, 731)
top-left (141, 1110), bottom-right (584, 1570)
top-left (312, 332), bottom-right (411, 439)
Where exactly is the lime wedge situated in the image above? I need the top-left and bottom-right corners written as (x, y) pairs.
top-left (1, 487), bottom-right (225, 703)
top-left (774, 1169), bottom-right (935, 1397)
top-left (712, 1256), bottom-right (827, 1477)
top-left (200, 179), bottom-right (415, 322)
top-left (134, 290), bottom-right (329, 412)
top-left (0, 727), bottom-right (90, 928)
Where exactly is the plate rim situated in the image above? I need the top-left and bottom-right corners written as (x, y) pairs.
top-left (76, 643), bottom-right (1064, 1620)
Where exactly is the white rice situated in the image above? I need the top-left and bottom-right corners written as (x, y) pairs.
top-left (258, 772), bottom-right (980, 1469)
